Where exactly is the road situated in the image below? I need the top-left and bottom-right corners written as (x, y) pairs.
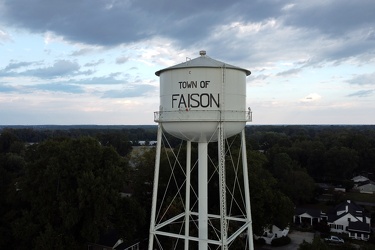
top-left (255, 231), bottom-right (314, 250)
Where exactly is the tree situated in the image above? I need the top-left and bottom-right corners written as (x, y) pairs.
top-left (325, 146), bottom-right (359, 179)
top-left (130, 146), bottom-right (158, 240)
top-left (247, 151), bottom-right (294, 234)
top-left (268, 153), bottom-right (315, 204)
top-left (0, 131), bottom-right (26, 249)
top-left (298, 237), bottom-right (329, 250)
top-left (96, 131), bottom-right (133, 157)
top-left (131, 147), bottom-right (157, 209)
top-left (0, 130), bottom-right (22, 153)
top-left (281, 169), bottom-right (315, 204)
top-left (113, 197), bottom-right (146, 245)
top-left (12, 137), bottom-right (128, 249)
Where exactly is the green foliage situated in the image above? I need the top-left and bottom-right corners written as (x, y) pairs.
top-left (2, 125), bottom-right (375, 248)
top-left (325, 146), bottom-right (359, 179)
top-left (313, 222), bottom-right (330, 234)
top-left (247, 150), bottom-right (294, 234)
top-left (254, 237), bottom-right (266, 245)
top-left (129, 146), bottom-right (158, 239)
top-left (247, 125), bottom-right (375, 181)
top-left (361, 244), bottom-right (375, 250)
top-left (0, 130), bottom-right (24, 154)
top-left (12, 137), bottom-right (128, 249)
top-left (298, 237), bottom-right (329, 250)
top-left (96, 131), bottom-right (133, 156)
top-left (0, 131), bottom-right (26, 249)
top-left (113, 197), bottom-right (146, 245)
top-left (271, 236), bottom-right (291, 246)
top-left (131, 147), bottom-right (156, 207)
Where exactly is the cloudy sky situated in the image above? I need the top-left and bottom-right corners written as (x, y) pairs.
top-left (1, 0), bottom-right (374, 125)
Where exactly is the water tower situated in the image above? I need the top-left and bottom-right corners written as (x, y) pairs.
top-left (148, 51), bottom-right (254, 250)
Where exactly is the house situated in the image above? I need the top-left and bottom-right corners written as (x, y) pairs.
top-left (352, 175), bottom-right (369, 183)
top-left (352, 175), bottom-right (370, 184)
top-left (254, 225), bottom-right (289, 245)
top-left (294, 200), bottom-right (371, 241)
top-left (294, 207), bottom-right (323, 226)
top-left (355, 180), bottom-right (375, 194)
top-left (326, 200), bottom-right (371, 241)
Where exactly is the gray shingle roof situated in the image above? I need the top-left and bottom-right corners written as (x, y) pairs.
top-left (348, 221), bottom-right (371, 233)
top-left (295, 207), bottom-right (321, 218)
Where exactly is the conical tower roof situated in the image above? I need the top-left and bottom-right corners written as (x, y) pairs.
top-left (155, 50), bottom-right (251, 76)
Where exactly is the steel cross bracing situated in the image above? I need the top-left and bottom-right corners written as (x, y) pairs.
top-left (219, 64), bottom-right (228, 249)
top-left (148, 126), bottom-right (254, 249)
top-left (218, 121), bottom-right (228, 249)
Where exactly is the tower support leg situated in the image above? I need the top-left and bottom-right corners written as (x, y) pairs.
top-left (184, 141), bottom-right (191, 250)
top-left (218, 122), bottom-right (228, 249)
top-left (198, 142), bottom-right (208, 250)
top-left (241, 129), bottom-right (254, 250)
top-left (148, 125), bottom-right (163, 250)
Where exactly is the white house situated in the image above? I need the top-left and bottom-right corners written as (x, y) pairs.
top-left (356, 181), bottom-right (375, 194)
top-left (327, 200), bottom-right (371, 241)
top-left (352, 175), bottom-right (369, 183)
top-left (254, 225), bottom-right (289, 245)
top-left (294, 200), bottom-right (371, 241)
top-left (294, 208), bottom-right (322, 226)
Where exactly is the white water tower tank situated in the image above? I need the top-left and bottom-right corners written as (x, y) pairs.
top-left (155, 51), bottom-right (251, 142)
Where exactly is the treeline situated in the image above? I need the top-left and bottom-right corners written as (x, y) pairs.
top-left (1, 125), bottom-right (375, 249)
top-left (246, 125), bottom-right (375, 182)
top-left (0, 132), bottom-right (148, 249)
top-left (0, 126), bottom-right (158, 145)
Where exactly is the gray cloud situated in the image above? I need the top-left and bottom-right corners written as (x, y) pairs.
top-left (101, 84), bottom-right (156, 98)
top-left (116, 56), bottom-right (129, 64)
top-left (0, 0), bottom-right (285, 47)
top-left (0, 84), bottom-right (17, 92)
top-left (283, 1), bottom-right (375, 37)
top-left (2, 0), bottom-right (375, 100)
top-left (32, 83), bottom-right (84, 94)
top-left (276, 68), bottom-right (302, 77)
top-left (24, 60), bottom-right (81, 78)
top-left (2, 1), bottom-right (373, 44)
top-left (348, 73), bottom-right (375, 85)
top-left (74, 73), bottom-right (124, 85)
top-left (249, 74), bottom-right (270, 81)
top-left (1, 0), bottom-right (375, 69)
top-left (0, 60), bottom-right (94, 79)
top-left (347, 90), bottom-right (374, 97)
top-left (84, 59), bottom-right (105, 67)
top-left (0, 61), bottom-right (44, 76)
top-left (0, 28), bottom-right (12, 43)
top-left (70, 48), bottom-right (97, 56)
top-left (3, 61), bottom-right (38, 71)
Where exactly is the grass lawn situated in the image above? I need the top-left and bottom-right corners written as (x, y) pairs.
top-left (342, 192), bottom-right (375, 204)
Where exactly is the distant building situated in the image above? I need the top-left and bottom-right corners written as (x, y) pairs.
top-left (356, 180), bottom-right (375, 194)
top-left (352, 175), bottom-right (370, 183)
top-left (132, 140), bottom-right (157, 146)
